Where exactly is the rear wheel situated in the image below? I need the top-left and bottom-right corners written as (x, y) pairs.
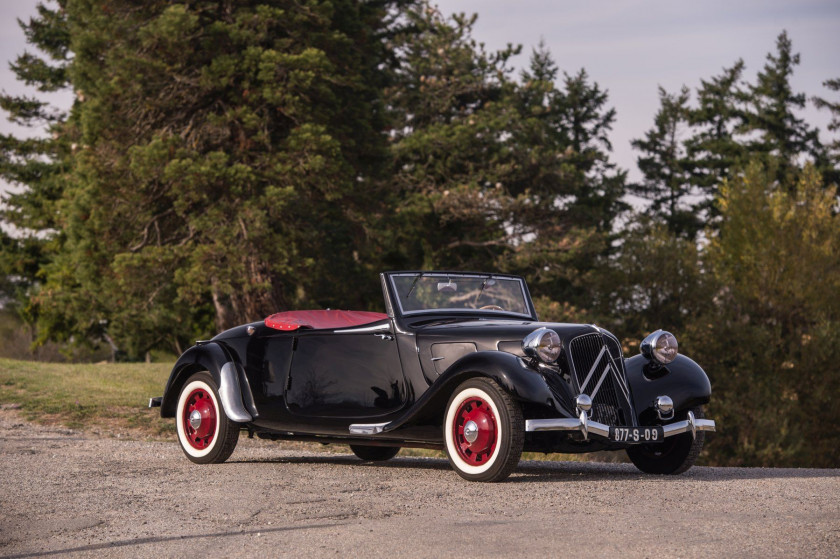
top-left (626, 406), bottom-right (706, 475)
top-left (176, 372), bottom-right (240, 464)
top-left (443, 378), bottom-right (523, 482)
top-left (350, 445), bottom-right (400, 461)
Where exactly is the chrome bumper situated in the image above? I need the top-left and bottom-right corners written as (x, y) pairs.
top-left (525, 410), bottom-right (716, 441)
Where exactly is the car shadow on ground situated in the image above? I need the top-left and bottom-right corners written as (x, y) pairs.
top-left (233, 454), bottom-right (451, 471)
top-left (230, 454), bottom-right (840, 482)
top-left (2, 523), bottom-right (343, 559)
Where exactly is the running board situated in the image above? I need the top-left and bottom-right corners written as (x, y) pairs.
top-left (348, 422), bottom-right (389, 435)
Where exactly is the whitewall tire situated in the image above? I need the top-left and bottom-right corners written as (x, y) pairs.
top-left (443, 378), bottom-right (524, 482)
top-left (176, 372), bottom-right (240, 464)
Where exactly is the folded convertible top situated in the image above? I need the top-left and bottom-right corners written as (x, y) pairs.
top-left (264, 309), bottom-right (389, 331)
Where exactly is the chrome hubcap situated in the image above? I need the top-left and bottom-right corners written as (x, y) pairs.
top-left (463, 420), bottom-right (479, 443)
top-left (189, 409), bottom-right (202, 430)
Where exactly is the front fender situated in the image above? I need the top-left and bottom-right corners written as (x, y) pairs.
top-left (440, 351), bottom-right (558, 405)
top-left (160, 342), bottom-right (256, 422)
top-left (625, 353), bottom-right (712, 420)
top-left (380, 351), bottom-right (561, 434)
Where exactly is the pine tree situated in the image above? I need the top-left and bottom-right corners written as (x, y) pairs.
top-left (813, 77), bottom-right (840, 186)
top-left (511, 49), bottom-right (626, 232)
top-left (686, 60), bottom-right (748, 203)
top-left (744, 31), bottom-right (821, 181)
top-left (20, 0), bottom-right (404, 358)
top-left (557, 68), bottom-right (627, 233)
top-left (383, 4), bottom-right (522, 270)
top-left (507, 46), bottom-right (627, 302)
top-left (384, 18), bottom-right (627, 309)
top-left (631, 86), bottom-right (701, 237)
top-left (0, 1), bottom-right (73, 306)
top-left (501, 44), bottom-right (586, 290)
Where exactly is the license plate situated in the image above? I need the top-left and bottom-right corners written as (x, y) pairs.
top-left (609, 426), bottom-right (664, 443)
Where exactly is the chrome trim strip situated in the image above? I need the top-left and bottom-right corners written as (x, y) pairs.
top-left (349, 422), bottom-right (389, 435)
top-left (579, 345), bottom-right (607, 392)
top-left (606, 344), bottom-right (631, 402)
top-left (588, 364), bottom-right (610, 401)
top-left (334, 322), bottom-right (392, 334)
top-left (611, 364), bottom-right (631, 402)
top-left (219, 362), bottom-right (253, 422)
top-left (380, 273), bottom-right (396, 318)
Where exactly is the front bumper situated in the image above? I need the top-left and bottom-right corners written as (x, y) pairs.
top-left (525, 410), bottom-right (715, 442)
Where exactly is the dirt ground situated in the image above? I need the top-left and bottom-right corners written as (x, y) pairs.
top-left (1, 411), bottom-right (838, 558)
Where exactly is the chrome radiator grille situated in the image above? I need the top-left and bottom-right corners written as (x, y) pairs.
top-left (568, 333), bottom-right (633, 426)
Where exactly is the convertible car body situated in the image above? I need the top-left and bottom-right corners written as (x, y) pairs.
top-left (151, 271), bottom-right (715, 481)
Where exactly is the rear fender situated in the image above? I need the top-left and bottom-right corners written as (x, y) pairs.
top-left (160, 342), bottom-right (256, 422)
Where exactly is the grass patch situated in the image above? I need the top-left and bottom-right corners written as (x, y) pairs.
top-left (0, 357), bottom-right (174, 438)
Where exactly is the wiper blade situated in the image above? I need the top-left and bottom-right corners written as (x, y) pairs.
top-left (474, 276), bottom-right (492, 305)
top-left (405, 273), bottom-right (423, 299)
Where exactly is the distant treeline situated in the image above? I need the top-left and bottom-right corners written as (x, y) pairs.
top-left (1, 1), bottom-right (838, 467)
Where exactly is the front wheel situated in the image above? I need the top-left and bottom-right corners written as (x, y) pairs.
top-left (176, 372), bottom-right (240, 464)
top-left (443, 378), bottom-right (524, 482)
top-left (626, 406), bottom-right (706, 475)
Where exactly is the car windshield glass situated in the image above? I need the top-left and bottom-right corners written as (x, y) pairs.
top-left (390, 273), bottom-right (531, 316)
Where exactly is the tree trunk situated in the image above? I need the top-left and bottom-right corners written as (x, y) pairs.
top-left (102, 333), bottom-right (120, 363)
top-left (211, 281), bottom-right (232, 332)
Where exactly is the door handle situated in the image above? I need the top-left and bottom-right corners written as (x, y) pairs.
top-left (374, 333), bottom-right (394, 341)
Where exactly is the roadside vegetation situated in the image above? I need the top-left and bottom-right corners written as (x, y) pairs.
top-left (1, 1), bottom-right (838, 467)
top-left (0, 358), bottom-right (173, 437)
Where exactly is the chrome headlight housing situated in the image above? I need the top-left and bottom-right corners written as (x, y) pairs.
top-left (641, 330), bottom-right (678, 364)
top-left (522, 328), bottom-right (562, 363)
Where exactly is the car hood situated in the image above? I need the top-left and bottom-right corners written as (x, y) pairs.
top-left (416, 319), bottom-right (599, 347)
top-left (414, 319), bottom-right (606, 380)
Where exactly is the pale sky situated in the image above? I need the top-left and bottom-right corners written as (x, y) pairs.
top-left (1, 0), bottom-right (838, 194)
top-left (433, 0), bottom-right (840, 180)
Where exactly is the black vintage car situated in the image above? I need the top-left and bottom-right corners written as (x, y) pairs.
top-left (151, 271), bottom-right (715, 482)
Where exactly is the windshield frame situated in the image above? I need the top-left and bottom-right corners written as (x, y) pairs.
top-left (384, 271), bottom-right (538, 320)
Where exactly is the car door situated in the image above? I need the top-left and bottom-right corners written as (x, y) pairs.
top-left (285, 324), bottom-right (407, 421)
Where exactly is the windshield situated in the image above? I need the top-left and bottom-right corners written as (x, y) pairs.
top-left (390, 273), bottom-right (532, 317)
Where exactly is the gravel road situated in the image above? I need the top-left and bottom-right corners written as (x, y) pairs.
top-left (1, 412), bottom-right (838, 559)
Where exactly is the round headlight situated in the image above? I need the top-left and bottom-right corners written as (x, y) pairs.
top-left (522, 328), bottom-right (562, 363)
top-left (641, 330), bottom-right (679, 364)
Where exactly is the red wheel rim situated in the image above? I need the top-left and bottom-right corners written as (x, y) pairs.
top-left (452, 396), bottom-right (497, 466)
top-left (182, 388), bottom-right (217, 450)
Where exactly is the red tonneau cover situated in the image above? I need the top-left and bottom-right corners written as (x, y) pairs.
top-left (264, 310), bottom-right (389, 331)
